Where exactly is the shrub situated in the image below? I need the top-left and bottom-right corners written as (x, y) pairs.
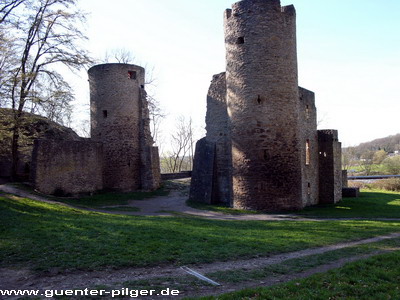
top-left (383, 156), bottom-right (400, 175)
top-left (370, 178), bottom-right (400, 192)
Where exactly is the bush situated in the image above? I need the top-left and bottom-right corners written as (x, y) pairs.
top-left (370, 178), bottom-right (400, 192)
top-left (383, 156), bottom-right (400, 175)
top-left (348, 180), bottom-right (370, 189)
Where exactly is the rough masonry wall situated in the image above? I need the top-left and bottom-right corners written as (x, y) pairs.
top-left (299, 87), bottom-right (319, 206)
top-left (189, 137), bottom-right (217, 204)
top-left (225, 0), bottom-right (303, 211)
top-left (333, 137), bottom-right (343, 202)
top-left (139, 88), bottom-right (161, 190)
top-left (31, 140), bottom-right (103, 195)
top-left (205, 72), bottom-right (232, 204)
top-left (318, 130), bottom-right (342, 204)
top-left (89, 64), bottom-right (148, 191)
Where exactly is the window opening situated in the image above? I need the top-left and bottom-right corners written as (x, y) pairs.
top-left (306, 139), bottom-right (310, 165)
top-left (103, 110), bottom-right (108, 118)
top-left (257, 95), bottom-right (262, 104)
top-left (237, 37), bottom-right (245, 44)
top-left (306, 105), bottom-right (310, 119)
top-left (128, 71), bottom-right (137, 79)
top-left (263, 150), bottom-right (269, 161)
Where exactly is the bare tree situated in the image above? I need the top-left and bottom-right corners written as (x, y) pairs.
top-left (0, 0), bottom-right (24, 24)
top-left (161, 116), bottom-right (195, 173)
top-left (0, 1), bottom-right (23, 101)
top-left (342, 147), bottom-right (356, 171)
top-left (104, 48), bottom-right (135, 64)
top-left (360, 150), bottom-right (375, 176)
top-left (5, 0), bottom-right (92, 179)
top-left (147, 94), bottom-right (166, 146)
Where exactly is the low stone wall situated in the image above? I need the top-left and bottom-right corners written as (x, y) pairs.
top-left (161, 171), bottom-right (192, 181)
top-left (342, 187), bottom-right (360, 198)
top-left (31, 140), bottom-right (103, 195)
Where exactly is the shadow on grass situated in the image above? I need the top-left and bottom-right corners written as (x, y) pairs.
top-left (299, 190), bottom-right (400, 218)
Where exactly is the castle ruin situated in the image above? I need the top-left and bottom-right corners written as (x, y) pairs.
top-left (31, 63), bottom-right (161, 195)
top-left (190, 0), bottom-right (342, 211)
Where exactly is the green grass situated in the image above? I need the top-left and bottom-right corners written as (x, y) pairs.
top-left (10, 182), bottom-right (169, 208)
top-left (196, 250), bottom-right (400, 300)
top-left (71, 188), bottom-right (169, 207)
top-left (1, 193), bottom-right (400, 273)
top-left (206, 237), bottom-right (400, 284)
top-left (188, 190), bottom-right (400, 219)
top-left (186, 200), bottom-right (261, 215)
top-left (300, 190), bottom-right (400, 219)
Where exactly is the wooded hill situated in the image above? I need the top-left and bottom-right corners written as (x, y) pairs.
top-left (344, 134), bottom-right (400, 158)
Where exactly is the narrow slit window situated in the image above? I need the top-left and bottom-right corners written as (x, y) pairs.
top-left (263, 149), bottom-right (268, 161)
top-left (103, 110), bottom-right (108, 118)
top-left (307, 183), bottom-right (311, 195)
top-left (128, 71), bottom-right (137, 79)
top-left (306, 139), bottom-right (310, 165)
top-left (257, 95), bottom-right (262, 104)
top-left (306, 105), bottom-right (310, 119)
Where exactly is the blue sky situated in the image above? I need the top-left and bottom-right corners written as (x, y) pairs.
top-left (71, 0), bottom-right (400, 149)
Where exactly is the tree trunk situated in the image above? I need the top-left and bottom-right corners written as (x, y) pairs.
top-left (10, 114), bottom-right (21, 181)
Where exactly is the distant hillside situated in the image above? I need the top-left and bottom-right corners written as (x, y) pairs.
top-left (345, 134), bottom-right (400, 158)
top-left (0, 108), bottom-right (82, 178)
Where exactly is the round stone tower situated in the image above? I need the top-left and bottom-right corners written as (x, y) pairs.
top-left (224, 0), bottom-right (303, 211)
top-left (89, 63), bottom-right (145, 191)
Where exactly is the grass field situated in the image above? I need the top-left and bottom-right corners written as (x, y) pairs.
top-left (10, 183), bottom-right (169, 209)
top-left (1, 191), bottom-right (400, 273)
top-left (299, 190), bottom-right (400, 218)
top-left (188, 189), bottom-right (400, 219)
top-left (197, 250), bottom-right (400, 300)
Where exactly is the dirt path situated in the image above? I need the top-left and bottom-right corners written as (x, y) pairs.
top-left (0, 181), bottom-right (317, 221)
top-left (186, 251), bottom-right (389, 299)
top-left (1, 232), bottom-right (400, 298)
top-left (3, 180), bottom-right (400, 222)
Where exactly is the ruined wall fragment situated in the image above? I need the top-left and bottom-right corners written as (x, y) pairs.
top-left (31, 140), bottom-right (103, 195)
top-left (299, 87), bottom-right (319, 206)
top-left (318, 130), bottom-right (342, 204)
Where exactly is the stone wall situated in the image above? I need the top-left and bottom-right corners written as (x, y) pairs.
top-left (139, 88), bottom-right (161, 190)
top-left (299, 87), bottom-right (319, 206)
top-left (31, 140), bottom-right (103, 195)
top-left (342, 170), bottom-right (348, 188)
top-left (225, 0), bottom-right (303, 211)
top-left (205, 72), bottom-right (232, 204)
top-left (318, 130), bottom-right (342, 204)
top-left (189, 138), bottom-right (217, 204)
